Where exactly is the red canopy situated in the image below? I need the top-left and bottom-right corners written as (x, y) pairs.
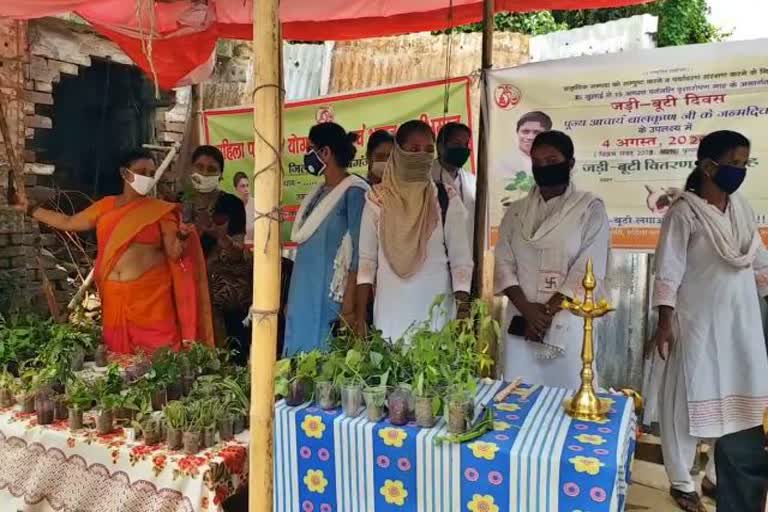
top-left (3, 0), bottom-right (649, 88)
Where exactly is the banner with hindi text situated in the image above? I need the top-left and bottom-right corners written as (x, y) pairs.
top-left (203, 78), bottom-right (473, 247)
top-left (486, 39), bottom-right (768, 250)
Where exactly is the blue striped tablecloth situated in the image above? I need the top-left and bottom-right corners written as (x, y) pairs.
top-left (274, 381), bottom-right (636, 512)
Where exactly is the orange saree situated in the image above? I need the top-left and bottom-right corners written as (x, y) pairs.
top-left (88, 196), bottom-right (214, 355)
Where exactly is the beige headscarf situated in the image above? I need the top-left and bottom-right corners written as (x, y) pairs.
top-left (373, 143), bottom-right (439, 279)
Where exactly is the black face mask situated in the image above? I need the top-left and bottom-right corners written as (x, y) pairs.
top-left (712, 163), bottom-right (747, 194)
top-left (443, 146), bottom-right (471, 168)
top-left (532, 161), bottom-right (571, 187)
top-left (303, 149), bottom-right (327, 176)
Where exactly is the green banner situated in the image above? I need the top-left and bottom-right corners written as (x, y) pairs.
top-left (203, 78), bottom-right (473, 246)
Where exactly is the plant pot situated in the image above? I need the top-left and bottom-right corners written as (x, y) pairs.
top-left (166, 427), bottom-right (183, 450)
top-left (18, 394), bottom-right (35, 414)
top-left (415, 395), bottom-right (437, 428)
top-left (54, 398), bottom-right (68, 421)
top-left (35, 395), bottom-right (55, 425)
top-left (0, 388), bottom-right (15, 408)
top-left (143, 426), bottom-right (162, 445)
top-left (166, 382), bottom-right (182, 402)
top-left (183, 431), bottom-right (201, 455)
top-left (70, 347), bottom-right (85, 372)
top-left (233, 414), bottom-right (246, 434)
top-left (151, 388), bottom-right (168, 411)
top-left (94, 345), bottom-right (108, 368)
top-left (341, 384), bottom-right (363, 418)
top-left (285, 379), bottom-right (309, 407)
top-left (113, 406), bottom-right (134, 423)
top-left (388, 389), bottom-right (409, 426)
top-left (68, 407), bottom-right (83, 431)
top-left (219, 416), bottom-right (234, 441)
top-left (96, 410), bottom-right (114, 435)
top-left (447, 399), bottom-right (471, 434)
top-left (363, 386), bottom-right (386, 422)
top-left (181, 375), bottom-right (196, 397)
top-left (315, 380), bottom-right (337, 410)
top-left (203, 427), bottom-right (217, 448)
top-left (396, 384), bottom-right (415, 420)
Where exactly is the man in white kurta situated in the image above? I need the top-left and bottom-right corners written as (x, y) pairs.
top-left (653, 191), bottom-right (768, 497)
top-left (494, 184), bottom-right (610, 390)
top-left (357, 184), bottom-right (474, 342)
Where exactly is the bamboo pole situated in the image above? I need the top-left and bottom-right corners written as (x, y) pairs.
top-left (472, 0), bottom-right (494, 299)
top-left (473, 0), bottom-right (498, 374)
top-left (249, 0), bottom-right (282, 508)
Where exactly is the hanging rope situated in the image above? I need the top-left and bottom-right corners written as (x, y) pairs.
top-left (136, 0), bottom-right (160, 98)
top-left (442, 0), bottom-right (456, 116)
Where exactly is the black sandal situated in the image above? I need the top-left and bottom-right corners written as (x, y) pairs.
top-left (670, 488), bottom-right (707, 512)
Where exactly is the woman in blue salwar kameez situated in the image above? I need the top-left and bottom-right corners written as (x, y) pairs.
top-left (283, 122), bottom-right (369, 356)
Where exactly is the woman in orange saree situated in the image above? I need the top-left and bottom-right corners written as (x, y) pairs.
top-left (14, 149), bottom-right (214, 355)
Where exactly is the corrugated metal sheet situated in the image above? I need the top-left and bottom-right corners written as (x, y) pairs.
top-left (329, 31), bottom-right (528, 94)
top-left (529, 14), bottom-right (658, 62)
top-left (203, 41), bottom-right (331, 109)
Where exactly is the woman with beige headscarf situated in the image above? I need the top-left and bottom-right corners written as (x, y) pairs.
top-left (355, 120), bottom-right (474, 341)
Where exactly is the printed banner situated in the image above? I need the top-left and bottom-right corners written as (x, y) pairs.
top-left (486, 38), bottom-right (768, 250)
top-left (203, 78), bottom-right (473, 246)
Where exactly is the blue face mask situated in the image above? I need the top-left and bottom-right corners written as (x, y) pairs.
top-left (712, 163), bottom-right (747, 194)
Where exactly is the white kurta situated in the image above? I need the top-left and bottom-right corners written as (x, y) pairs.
top-left (431, 160), bottom-right (477, 241)
top-left (653, 198), bottom-right (768, 439)
top-left (494, 190), bottom-right (610, 390)
top-left (358, 186), bottom-right (474, 342)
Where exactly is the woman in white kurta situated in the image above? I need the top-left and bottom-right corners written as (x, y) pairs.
top-left (356, 120), bottom-right (474, 342)
top-left (494, 130), bottom-right (610, 390)
top-left (650, 130), bottom-right (768, 512)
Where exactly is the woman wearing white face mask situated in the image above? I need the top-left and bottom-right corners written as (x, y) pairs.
top-left (366, 130), bottom-right (394, 186)
top-left (185, 145), bottom-right (250, 359)
top-left (11, 149), bottom-right (214, 355)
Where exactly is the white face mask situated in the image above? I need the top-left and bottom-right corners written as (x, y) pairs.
top-left (190, 172), bottom-right (220, 193)
top-left (370, 161), bottom-right (388, 178)
top-left (125, 169), bottom-right (155, 196)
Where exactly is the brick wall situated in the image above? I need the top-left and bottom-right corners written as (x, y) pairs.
top-left (0, 18), bottom-right (190, 314)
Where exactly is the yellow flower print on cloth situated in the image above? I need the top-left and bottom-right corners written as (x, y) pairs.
top-left (467, 494), bottom-right (500, 512)
top-left (495, 403), bottom-right (520, 412)
top-left (575, 434), bottom-right (607, 446)
top-left (301, 415), bottom-right (326, 440)
top-left (570, 456), bottom-right (605, 476)
top-left (468, 441), bottom-right (500, 460)
top-left (493, 421), bottom-right (511, 431)
top-left (379, 427), bottom-right (408, 448)
top-left (380, 479), bottom-right (408, 506)
top-left (303, 469), bottom-right (329, 493)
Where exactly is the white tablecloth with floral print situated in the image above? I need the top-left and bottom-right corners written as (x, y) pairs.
top-left (0, 406), bottom-right (248, 512)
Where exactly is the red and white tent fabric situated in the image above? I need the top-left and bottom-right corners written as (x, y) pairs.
top-left (2, 0), bottom-right (649, 88)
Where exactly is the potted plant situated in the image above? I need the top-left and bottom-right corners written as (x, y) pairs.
top-left (150, 348), bottom-right (182, 401)
top-left (91, 364), bottom-right (123, 435)
top-left (93, 342), bottom-right (108, 368)
top-left (274, 350), bottom-right (321, 407)
top-left (66, 376), bottom-right (93, 431)
top-left (53, 393), bottom-right (68, 421)
top-left (198, 398), bottom-right (219, 448)
top-left (363, 369), bottom-right (389, 423)
top-left (164, 400), bottom-right (186, 450)
top-left (182, 399), bottom-right (203, 455)
top-left (132, 395), bottom-right (163, 445)
top-left (0, 366), bottom-right (17, 408)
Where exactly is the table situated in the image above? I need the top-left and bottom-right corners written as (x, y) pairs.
top-left (274, 381), bottom-right (636, 512)
top-left (0, 406), bottom-right (248, 512)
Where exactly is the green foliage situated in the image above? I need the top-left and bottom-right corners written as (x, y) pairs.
top-left (91, 363), bottom-right (123, 411)
top-left (442, 0), bottom-right (723, 47)
top-left (66, 376), bottom-right (95, 410)
top-left (164, 400), bottom-right (188, 430)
